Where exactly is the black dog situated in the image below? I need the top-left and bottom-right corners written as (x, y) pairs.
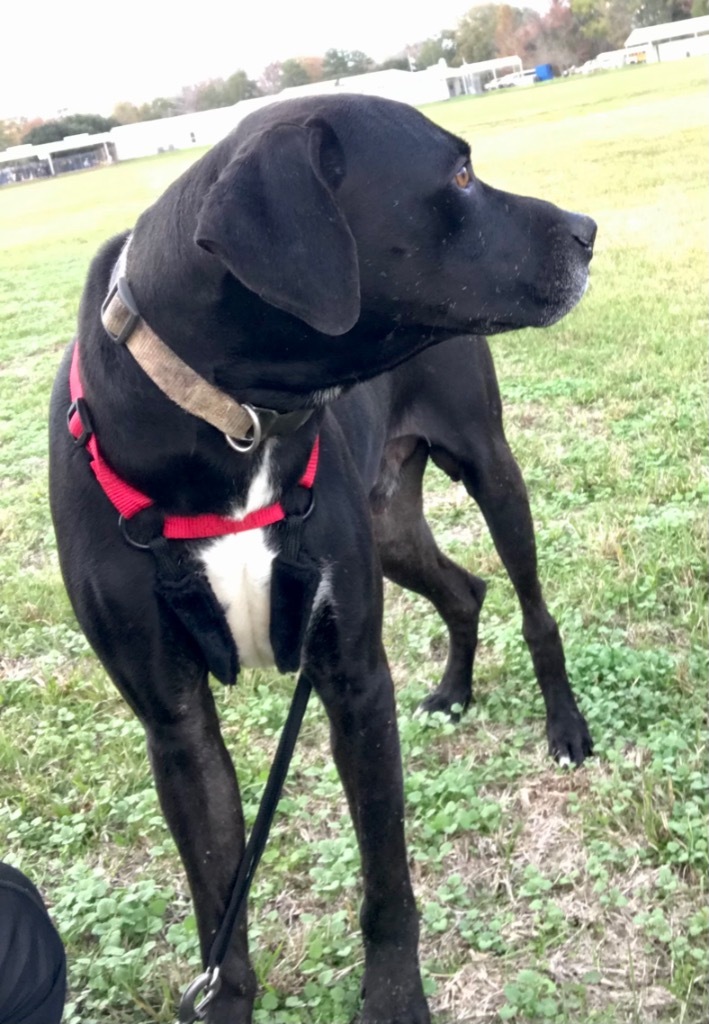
top-left (49, 94), bottom-right (595, 1023)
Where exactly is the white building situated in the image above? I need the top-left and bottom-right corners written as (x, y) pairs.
top-left (1, 61), bottom-right (518, 175)
top-left (277, 67), bottom-right (450, 106)
top-left (624, 14), bottom-right (709, 62)
top-left (0, 133), bottom-right (116, 183)
top-left (427, 56), bottom-right (524, 95)
top-left (106, 60), bottom-right (532, 162)
top-left (108, 104), bottom-right (269, 161)
top-left (109, 68), bottom-right (452, 161)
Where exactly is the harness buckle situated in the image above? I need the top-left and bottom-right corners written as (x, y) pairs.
top-left (67, 397), bottom-right (94, 447)
top-left (101, 275), bottom-right (140, 345)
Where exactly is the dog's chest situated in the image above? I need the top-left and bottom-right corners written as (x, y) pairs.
top-left (198, 453), bottom-right (277, 668)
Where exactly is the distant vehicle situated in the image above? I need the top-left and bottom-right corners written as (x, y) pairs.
top-left (484, 69), bottom-right (537, 90)
top-left (575, 59), bottom-right (601, 74)
top-left (595, 50), bottom-right (626, 70)
top-left (571, 50), bottom-right (645, 75)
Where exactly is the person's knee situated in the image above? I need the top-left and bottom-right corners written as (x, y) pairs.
top-left (0, 863), bottom-right (66, 1024)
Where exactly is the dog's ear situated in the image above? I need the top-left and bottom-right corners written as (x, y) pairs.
top-left (195, 120), bottom-right (360, 336)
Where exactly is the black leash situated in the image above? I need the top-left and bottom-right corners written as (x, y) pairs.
top-left (177, 672), bottom-right (313, 1023)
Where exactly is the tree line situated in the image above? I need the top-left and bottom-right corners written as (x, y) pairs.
top-left (2, 0), bottom-right (705, 149)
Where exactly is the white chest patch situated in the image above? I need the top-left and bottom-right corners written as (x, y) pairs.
top-left (199, 446), bottom-right (277, 668)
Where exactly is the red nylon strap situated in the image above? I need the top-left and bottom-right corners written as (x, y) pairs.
top-left (68, 343), bottom-right (319, 540)
top-left (299, 434), bottom-right (319, 489)
top-left (69, 346), bottom-right (154, 518)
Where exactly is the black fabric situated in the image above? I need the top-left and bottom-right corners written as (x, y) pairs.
top-left (150, 537), bottom-right (240, 686)
top-left (270, 552), bottom-right (321, 673)
top-left (269, 507), bottom-right (321, 674)
top-left (0, 863), bottom-right (66, 1024)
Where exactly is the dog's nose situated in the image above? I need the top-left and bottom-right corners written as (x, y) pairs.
top-left (569, 213), bottom-right (597, 254)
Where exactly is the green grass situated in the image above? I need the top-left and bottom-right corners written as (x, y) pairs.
top-left (1, 59), bottom-right (707, 1024)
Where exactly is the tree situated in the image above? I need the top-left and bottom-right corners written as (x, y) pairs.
top-left (299, 56), bottom-right (325, 82)
top-left (322, 49), bottom-right (349, 78)
top-left (192, 80), bottom-right (230, 111)
top-left (568, 0), bottom-right (692, 54)
top-left (634, 0), bottom-right (692, 25)
top-left (224, 70), bottom-right (261, 103)
top-left (112, 102), bottom-right (142, 125)
top-left (605, 0), bottom-right (638, 50)
top-left (22, 113), bottom-right (117, 144)
top-left (280, 59), bottom-right (311, 88)
top-left (377, 55), bottom-right (411, 71)
top-left (512, 7), bottom-right (547, 64)
top-left (538, 0), bottom-right (586, 68)
top-left (322, 49), bottom-right (374, 79)
top-left (259, 62), bottom-right (284, 95)
top-left (22, 121), bottom-right (67, 144)
top-left (571, 0), bottom-right (617, 53)
top-left (413, 30), bottom-right (459, 68)
top-left (0, 119), bottom-right (27, 150)
top-left (494, 4), bottom-right (526, 57)
top-left (455, 5), bottom-right (502, 63)
top-left (138, 97), bottom-right (182, 121)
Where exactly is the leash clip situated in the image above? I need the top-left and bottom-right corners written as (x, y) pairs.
top-left (177, 966), bottom-right (221, 1023)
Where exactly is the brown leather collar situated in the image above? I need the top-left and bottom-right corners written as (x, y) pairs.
top-left (100, 242), bottom-right (313, 452)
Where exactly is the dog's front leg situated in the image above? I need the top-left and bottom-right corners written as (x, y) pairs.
top-left (143, 685), bottom-right (257, 1023)
top-left (63, 607), bottom-right (256, 1021)
top-left (310, 650), bottom-right (430, 1024)
top-left (93, 648), bottom-right (257, 1021)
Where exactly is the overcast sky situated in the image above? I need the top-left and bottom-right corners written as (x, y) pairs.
top-left (1, 0), bottom-right (547, 120)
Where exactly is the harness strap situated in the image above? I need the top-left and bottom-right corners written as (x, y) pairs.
top-left (68, 343), bottom-right (319, 541)
top-left (69, 345), bottom-right (153, 518)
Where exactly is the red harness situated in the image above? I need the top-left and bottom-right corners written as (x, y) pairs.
top-left (68, 343), bottom-right (319, 540)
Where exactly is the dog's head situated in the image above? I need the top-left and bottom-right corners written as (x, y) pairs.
top-left (193, 95), bottom-right (595, 340)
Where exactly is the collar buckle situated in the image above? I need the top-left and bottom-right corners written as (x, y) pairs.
top-left (101, 276), bottom-right (140, 345)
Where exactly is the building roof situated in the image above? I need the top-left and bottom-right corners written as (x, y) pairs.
top-left (625, 14), bottom-right (709, 47)
top-left (423, 56), bottom-right (522, 79)
top-left (0, 133), bottom-right (114, 165)
top-left (36, 133), bottom-right (113, 157)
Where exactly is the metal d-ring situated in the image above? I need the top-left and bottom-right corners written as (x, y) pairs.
top-left (118, 514), bottom-right (153, 551)
top-left (225, 405), bottom-right (262, 454)
top-left (177, 966), bottom-right (221, 1023)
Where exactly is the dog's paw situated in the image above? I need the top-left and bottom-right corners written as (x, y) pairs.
top-left (360, 950), bottom-right (431, 1024)
top-left (360, 1008), bottom-right (431, 1024)
top-left (416, 689), bottom-right (470, 722)
top-left (360, 984), bottom-right (431, 1024)
top-left (206, 998), bottom-right (254, 1024)
top-left (546, 710), bottom-right (594, 767)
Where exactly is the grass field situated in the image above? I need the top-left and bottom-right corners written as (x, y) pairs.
top-left (0, 59), bottom-right (707, 1024)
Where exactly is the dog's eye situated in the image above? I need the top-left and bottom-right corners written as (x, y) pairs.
top-left (454, 165), bottom-right (471, 189)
